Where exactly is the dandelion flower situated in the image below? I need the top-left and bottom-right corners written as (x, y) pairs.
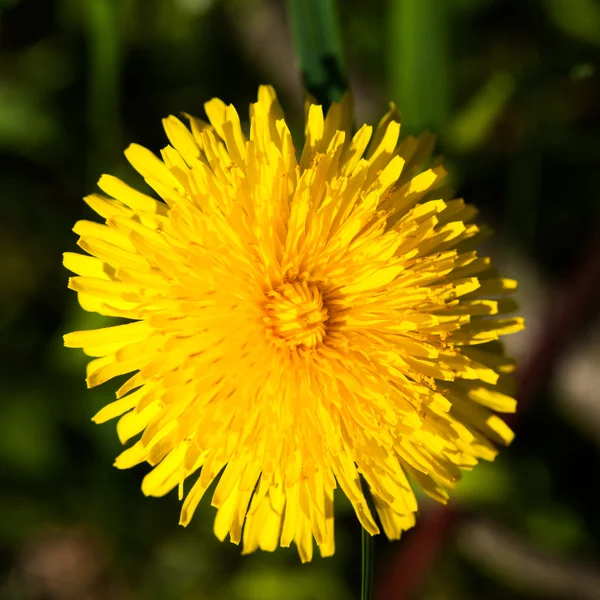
top-left (64, 86), bottom-right (523, 562)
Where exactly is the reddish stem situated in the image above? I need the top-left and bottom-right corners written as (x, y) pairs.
top-left (375, 507), bottom-right (456, 600)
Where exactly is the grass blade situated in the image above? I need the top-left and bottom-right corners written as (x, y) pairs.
top-left (286, 0), bottom-right (347, 108)
top-left (388, 0), bottom-right (450, 134)
top-left (87, 0), bottom-right (125, 179)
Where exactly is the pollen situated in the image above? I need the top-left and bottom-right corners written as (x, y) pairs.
top-left (264, 280), bottom-right (330, 349)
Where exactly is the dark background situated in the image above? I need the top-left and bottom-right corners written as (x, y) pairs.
top-left (1, 0), bottom-right (599, 598)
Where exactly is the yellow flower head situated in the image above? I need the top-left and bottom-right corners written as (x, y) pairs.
top-left (64, 86), bottom-right (523, 562)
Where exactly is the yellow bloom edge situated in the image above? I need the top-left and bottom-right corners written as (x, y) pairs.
top-left (64, 85), bottom-right (523, 562)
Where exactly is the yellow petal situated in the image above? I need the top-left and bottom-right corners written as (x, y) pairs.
top-left (162, 115), bottom-right (200, 159)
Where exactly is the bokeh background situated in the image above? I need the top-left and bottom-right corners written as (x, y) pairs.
top-left (1, 0), bottom-right (600, 598)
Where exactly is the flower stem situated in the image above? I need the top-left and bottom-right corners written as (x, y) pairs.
top-left (285, 0), bottom-right (347, 109)
top-left (361, 527), bottom-right (375, 600)
top-left (388, 0), bottom-right (450, 135)
top-left (86, 0), bottom-right (124, 181)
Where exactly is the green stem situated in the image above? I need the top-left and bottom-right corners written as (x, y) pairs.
top-left (388, 0), bottom-right (450, 135)
top-left (285, 0), bottom-right (347, 109)
top-left (87, 0), bottom-right (124, 181)
top-left (361, 527), bottom-right (374, 600)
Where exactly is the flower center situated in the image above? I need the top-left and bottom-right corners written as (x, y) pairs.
top-left (264, 281), bottom-right (329, 349)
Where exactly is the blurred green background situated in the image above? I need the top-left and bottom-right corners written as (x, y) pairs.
top-left (1, 0), bottom-right (600, 599)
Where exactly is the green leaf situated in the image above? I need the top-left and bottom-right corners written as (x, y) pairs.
top-left (446, 72), bottom-right (515, 152)
top-left (388, 0), bottom-right (450, 134)
top-left (286, 0), bottom-right (347, 108)
top-left (86, 0), bottom-right (127, 178)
